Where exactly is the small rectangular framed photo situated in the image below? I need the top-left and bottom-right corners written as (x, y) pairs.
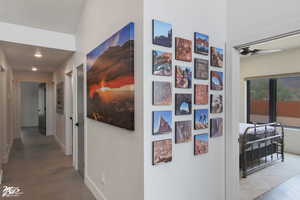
top-left (194, 133), bottom-right (209, 155)
top-left (194, 32), bottom-right (209, 55)
top-left (152, 50), bottom-right (172, 76)
top-left (194, 84), bottom-right (208, 105)
top-left (194, 109), bottom-right (209, 130)
top-left (153, 81), bottom-right (172, 105)
top-left (152, 111), bottom-right (172, 135)
top-left (175, 66), bottom-right (192, 88)
top-left (175, 37), bottom-right (192, 62)
top-left (152, 20), bottom-right (172, 48)
top-left (211, 71), bottom-right (223, 91)
top-left (210, 47), bottom-right (224, 68)
top-left (210, 94), bottom-right (223, 114)
top-left (152, 139), bottom-right (172, 165)
top-left (194, 58), bottom-right (209, 80)
top-left (175, 94), bottom-right (192, 115)
top-left (210, 118), bottom-right (223, 138)
top-left (175, 121), bottom-right (192, 144)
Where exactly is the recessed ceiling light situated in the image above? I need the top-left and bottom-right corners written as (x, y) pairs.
top-left (32, 67), bottom-right (38, 71)
top-left (34, 50), bottom-right (42, 58)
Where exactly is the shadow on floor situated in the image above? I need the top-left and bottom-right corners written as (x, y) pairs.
top-left (1, 127), bottom-right (95, 200)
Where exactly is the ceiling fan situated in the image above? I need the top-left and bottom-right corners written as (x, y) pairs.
top-left (240, 47), bottom-right (283, 56)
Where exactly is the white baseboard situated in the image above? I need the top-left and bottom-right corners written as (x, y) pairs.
top-left (54, 134), bottom-right (66, 154)
top-left (85, 175), bottom-right (107, 200)
top-left (0, 169), bottom-right (2, 184)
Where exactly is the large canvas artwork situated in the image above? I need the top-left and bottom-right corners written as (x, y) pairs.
top-left (175, 66), bottom-right (192, 88)
top-left (194, 58), bottom-right (209, 80)
top-left (175, 121), bottom-right (192, 144)
top-left (175, 37), bottom-right (192, 62)
top-left (194, 32), bottom-right (209, 55)
top-left (56, 82), bottom-right (64, 114)
top-left (211, 94), bottom-right (223, 113)
top-left (194, 134), bottom-right (209, 155)
top-left (194, 84), bottom-right (208, 105)
top-left (86, 23), bottom-right (135, 130)
top-left (153, 139), bottom-right (172, 165)
top-left (211, 71), bottom-right (223, 90)
top-left (211, 47), bottom-right (224, 68)
top-left (175, 94), bottom-right (192, 115)
top-left (194, 109), bottom-right (209, 129)
top-left (152, 20), bottom-right (172, 47)
top-left (152, 50), bottom-right (172, 76)
top-left (152, 111), bottom-right (172, 135)
top-left (153, 81), bottom-right (172, 105)
top-left (210, 118), bottom-right (223, 138)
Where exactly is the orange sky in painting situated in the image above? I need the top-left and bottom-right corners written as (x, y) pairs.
top-left (89, 75), bottom-right (134, 98)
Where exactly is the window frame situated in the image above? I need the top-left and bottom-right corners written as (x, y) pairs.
top-left (246, 77), bottom-right (300, 129)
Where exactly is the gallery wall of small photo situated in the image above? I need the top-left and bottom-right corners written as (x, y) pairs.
top-left (150, 19), bottom-right (225, 165)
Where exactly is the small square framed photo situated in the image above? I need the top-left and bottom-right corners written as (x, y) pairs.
top-left (175, 94), bottom-right (192, 115)
top-left (194, 58), bottom-right (209, 80)
top-left (194, 109), bottom-right (209, 130)
top-left (210, 47), bottom-right (224, 68)
top-left (175, 66), bottom-right (192, 89)
top-left (152, 50), bottom-right (172, 76)
top-left (211, 71), bottom-right (223, 91)
top-left (175, 121), bottom-right (192, 144)
top-left (152, 139), bottom-right (172, 165)
top-left (194, 134), bottom-right (209, 155)
top-left (210, 94), bottom-right (223, 114)
top-left (153, 81), bottom-right (172, 105)
top-left (152, 111), bottom-right (172, 135)
top-left (175, 37), bottom-right (192, 62)
top-left (152, 20), bottom-right (172, 48)
top-left (194, 32), bottom-right (209, 55)
top-left (210, 118), bottom-right (223, 138)
top-left (194, 84), bottom-right (208, 105)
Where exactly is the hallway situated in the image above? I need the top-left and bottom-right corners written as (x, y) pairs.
top-left (1, 127), bottom-right (95, 200)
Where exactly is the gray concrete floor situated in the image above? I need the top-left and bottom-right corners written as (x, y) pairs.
top-left (1, 127), bottom-right (95, 200)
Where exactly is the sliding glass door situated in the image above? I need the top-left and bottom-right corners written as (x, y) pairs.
top-left (247, 78), bottom-right (270, 123)
top-left (247, 76), bottom-right (300, 128)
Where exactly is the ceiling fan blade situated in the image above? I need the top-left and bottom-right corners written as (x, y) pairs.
top-left (252, 49), bottom-right (283, 55)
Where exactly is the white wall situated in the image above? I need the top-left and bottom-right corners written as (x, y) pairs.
top-left (72, 0), bottom-right (144, 200)
top-left (0, 48), bottom-right (14, 172)
top-left (0, 22), bottom-right (75, 51)
top-left (20, 82), bottom-right (39, 127)
top-left (143, 0), bottom-right (226, 200)
top-left (240, 48), bottom-right (300, 155)
top-left (53, 59), bottom-right (75, 155)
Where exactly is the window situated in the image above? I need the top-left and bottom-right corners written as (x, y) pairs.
top-left (247, 76), bottom-right (300, 128)
top-left (247, 78), bottom-right (270, 123)
top-left (277, 77), bottom-right (300, 127)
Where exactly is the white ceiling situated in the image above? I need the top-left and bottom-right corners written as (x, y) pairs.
top-left (0, 41), bottom-right (73, 72)
top-left (0, 0), bottom-right (85, 34)
top-left (251, 34), bottom-right (300, 51)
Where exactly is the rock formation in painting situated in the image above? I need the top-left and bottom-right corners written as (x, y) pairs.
top-left (87, 28), bottom-right (135, 130)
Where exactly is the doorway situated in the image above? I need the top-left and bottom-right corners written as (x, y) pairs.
top-left (76, 64), bottom-right (85, 178)
top-left (228, 31), bottom-right (300, 200)
top-left (20, 81), bottom-right (46, 135)
top-left (38, 83), bottom-right (47, 135)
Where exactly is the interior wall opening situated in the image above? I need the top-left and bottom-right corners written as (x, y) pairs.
top-left (235, 31), bottom-right (300, 200)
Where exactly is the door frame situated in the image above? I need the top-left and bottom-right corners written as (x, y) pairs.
top-left (225, 29), bottom-right (300, 200)
top-left (65, 70), bottom-right (74, 156)
top-left (73, 63), bottom-right (86, 174)
top-left (16, 80), bottom-right (54, 138)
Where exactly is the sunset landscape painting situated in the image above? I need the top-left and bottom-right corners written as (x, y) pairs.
top-left (86, 23), bottom-right (135, 130)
